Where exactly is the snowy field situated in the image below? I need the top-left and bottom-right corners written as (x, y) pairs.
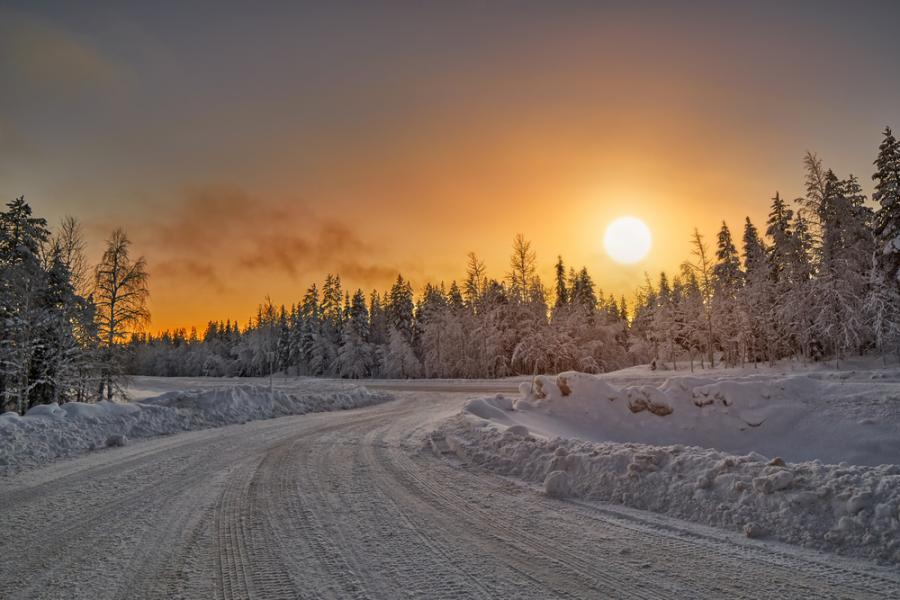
top-left (438, 363), bottom-right (900, 564)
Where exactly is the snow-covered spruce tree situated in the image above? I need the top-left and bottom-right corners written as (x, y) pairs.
top-left (300, 283), bottom-right (325, 375)
top-left (873, 126), bottom-right (900, 284)
top-left (31, 249), bottom-right (89, 404)
top-left (628, 274), bottom-right (658, 365)
top-left (240, 298), bottom-right (279, 377)
top-left (0, 198), bottom-right (53, 413)
top-left (420, 298), bottom-right (469, 377)
top-left (677, 265), bottom-right (706, 371)
top-left (336, 289), bottom-right (374, 378)
top-left (383, 326), bottom-right (422, 378)
top-left (0, 200), bottom-right (103, 411)
top-left (867, 127), bottom-right (900, 355)
top-left (777, 210), bottom-right (815, 360)
top-left (553, 256), bottom-right (568, 308)
top-left (287, 303), bottom-right (303, 375)
top-left (764, 192), bottom-right (800, 359)
top-left (864, 252), bottom-right (900, 358)
top-left (805, 170), bottom-right (874, 362)
top-left (318, 274), bottom-right (343, 375)
top-left (712, 222), bottom-right (743, 366)
top-left (560, 266), bottom-right (626, 373)
top-left (386, 274), bottom-right (416, 343)
top-left (367, 290), bottom-right (388, 374)
top-left (94, 228), bottom-right (150, 400)
top-left (417, 283), bottom-right (448, 377)
top-left (276, 305), bottom-right (291, 373)
top-left (740, 217), bottom-right (775, 365)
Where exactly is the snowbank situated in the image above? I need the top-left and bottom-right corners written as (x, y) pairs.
top-left (464, 371), bottom-right (900, 465)
top-left (438, 415), bottom-right (900, 564)
top-left (0, 384), bottom-right (391, 475)
top-left (440, 370), bottom-right (900, 563)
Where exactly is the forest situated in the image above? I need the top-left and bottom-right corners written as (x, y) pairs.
top-left (3, 128), bottom-right (899, 412)
top-left (125, 128), bottom-right (900, 380)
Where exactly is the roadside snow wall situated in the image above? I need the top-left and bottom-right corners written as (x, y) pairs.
top-left (442, 371), bottom-right (900, 564)
top-left (438, 415), bottom-right (900, 564)
top-left (0, 385), bottom-right (391, 475)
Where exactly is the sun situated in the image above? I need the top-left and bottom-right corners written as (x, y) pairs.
top-left (603, 216), bottom-right (652, 264)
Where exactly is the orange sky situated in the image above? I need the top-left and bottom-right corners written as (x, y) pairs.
top-left (2, 2), bottom-right (899, 331)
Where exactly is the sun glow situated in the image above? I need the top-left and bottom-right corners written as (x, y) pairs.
top-left (603, 216), bottom-right (652, 264)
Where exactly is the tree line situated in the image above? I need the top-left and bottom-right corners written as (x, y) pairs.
top-left (127, 128), bottom-right (900, 379)
top-left (6, 127), bottom-right (899, 398)
top-left (0, 199), bottom-right (150, 414)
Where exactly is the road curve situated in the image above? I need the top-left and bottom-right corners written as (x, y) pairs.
top-left (1, 391), bottom-right (899, 599)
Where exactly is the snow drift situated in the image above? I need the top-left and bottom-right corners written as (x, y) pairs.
top-left (0, 384), bottom-right (391, 475)
top-left (464, 371), bottom-right (900, 465)
top-left (439, 416), bottom-right (900, 564)
top-left (442, 370), bottom-right (900, 564)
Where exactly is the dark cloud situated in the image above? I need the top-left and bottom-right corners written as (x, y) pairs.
top-left (138, 185), bottom-right (402, 291)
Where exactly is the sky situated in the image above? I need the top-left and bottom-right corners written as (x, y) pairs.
top-left (2, 1), bottom-right (899, 332)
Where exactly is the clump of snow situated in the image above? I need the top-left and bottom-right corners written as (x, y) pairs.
top-left (505, 424), bottom-right (530, 438)
top-left (0, 384), bottom-right (391, 475)
top-left (474, 371), bottom-right (900, 466)
top-left (105, 434), bottom-right (128, 448)
top-left (543, 470), bottom-right (570, 498)
top-left (438, 415), bottom-right (900, 564)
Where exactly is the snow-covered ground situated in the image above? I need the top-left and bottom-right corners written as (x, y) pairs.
top-left (3, 387), bottom-right (899, 599)
top-left (439, 365), bottom-right (900, 564)
top-left (0, 379), bottom-right (390, 475)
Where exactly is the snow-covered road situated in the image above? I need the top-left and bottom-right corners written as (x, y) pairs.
top-left (2, 390), bottom-right (899, 599)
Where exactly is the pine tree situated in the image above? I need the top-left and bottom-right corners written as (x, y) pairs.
top-left (553, 256), bottom-right (568, 308)
top-left (570, 268), bottom-right (597, 309)
top-left (301, 283), bottom-right (325, 375)
top-left (806, 171), bottom-right (873, 362)
top-left (336, 290), bottom-right (374, 378)
top-left (387, 274), bottom-right (415, 341)
top-left (740, 218), bottom-right (774, 364)
top-left (765, 192), bottom-right (794, 283)
top-left (714, 222), bottom-right (743, 288)
top-left (383, 327), bottom-right (422, 378)
top-left (447, 281), bottom-right (465, 311)
top-left (873, 126), bottom-right (900, 285)
top-left (0, 198), bottom-right (52, 412)
top-left (712, 222), bottom-right (743, 366)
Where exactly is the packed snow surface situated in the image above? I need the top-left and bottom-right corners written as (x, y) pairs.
top-left (0, 383), bottom-right (391, 475)
top-left (446, 369), bottom-right (900, 563)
